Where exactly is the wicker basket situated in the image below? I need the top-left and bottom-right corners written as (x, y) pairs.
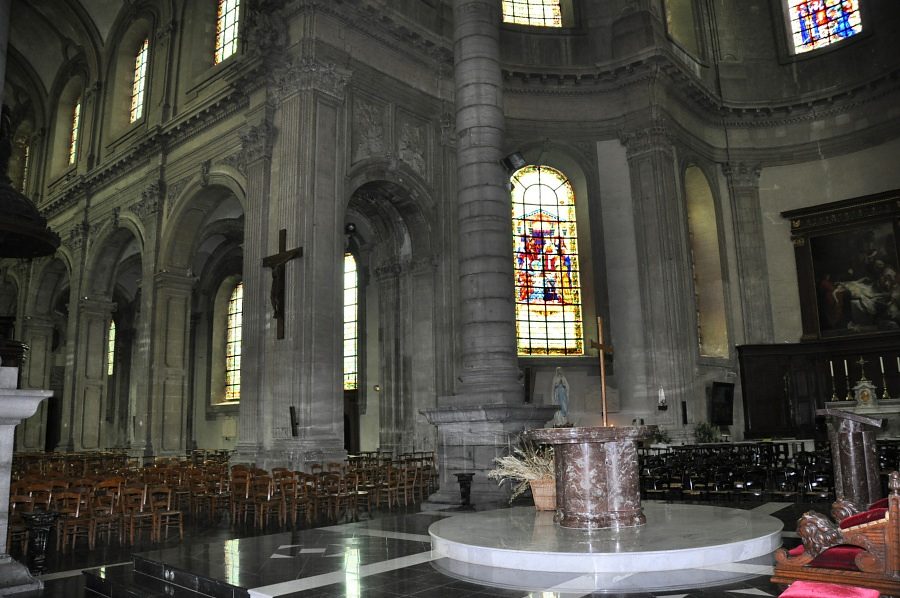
top-left (529, 478), bottom-right (556, 511)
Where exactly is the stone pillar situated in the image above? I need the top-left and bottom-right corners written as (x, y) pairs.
top-left (374, 261), bottom-right (405, 454)
top-left (724, 162), bottom-right (774, 344)
top-left (619, 121), bottom-right (696, 412)
top-left (148, 271), bottom-right (193, 456)
top-left (258, 56), bottom-right (351, 470)
top-left (0, 365), bottom-right (50, 594)
top-left (424, 0), bottom-right (556, 507)
top-left (820, 408), bottom-right (882, 507)
top-left (129, 180), bottom-right (162, 456)
top-left (72, 297), bottom-right (115, 450)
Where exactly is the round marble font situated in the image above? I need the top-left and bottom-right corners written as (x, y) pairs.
top-left (526, 425), bottom-right (655, 529)
top-left (429, 503), bottom-right (783, 577)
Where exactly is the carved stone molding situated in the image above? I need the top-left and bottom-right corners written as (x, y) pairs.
top-left (131, 181), bottom-right (164, 221)
top-left (619, 123), bottom-right (674, 158)
top-left (374, 260), bottom-right (402, 281)
top-left (439, 112), bottom-right (456, 148)
top-left (397, 119), bottom-right (427, 178)
top-left (200, 160), bottom-right (211, 187)
top-left (240, 121), bottom-right (277, 165)
top-left (269, 57), bottom-right (351, 102)
top-left (63, 221), bottom-right (90, 251)
top-left (155, 20), bottom-right (176, 42)
top-left (244, 0), bottom-right (288, 59)
top-left (352, 98), bottom-right (386, 163)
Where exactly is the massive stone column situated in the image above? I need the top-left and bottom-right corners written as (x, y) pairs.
top-left (724, 162), bottom-right (774, 344)
top-left (619, 121), bottom-right (696, 417)
top-left (424, 0), bottom-right (554, 507)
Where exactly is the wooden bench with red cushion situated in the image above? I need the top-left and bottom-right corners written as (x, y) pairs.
top-left (771, 471), bottom-right (900, 596)
top-left (779, 580), bottom-right (880, 598)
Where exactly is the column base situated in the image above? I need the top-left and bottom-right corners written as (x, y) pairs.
top-left (423, 403), bottom-right (557, 507)
top-left (0, 554), bottom-right (42, 594)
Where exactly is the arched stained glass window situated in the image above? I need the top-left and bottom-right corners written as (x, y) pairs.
top-left (215, 0), bottom-right (241, 64)
top-left (787, 0), bottom-right (862, 53)
top-left (502, 0), bottom-right (563, 27)
top-left (107, 320), bottom-right (116, 376)
top-left (68, 99), bottom-right (81, 165)
top-left (343, 253), bottom-right (358, 391)
top-left (130, 38), bottom-right (149, 123)
top-left (511, 165), bottom-right (583, 355)
top-left (225, 282), bottom-right (242, 401)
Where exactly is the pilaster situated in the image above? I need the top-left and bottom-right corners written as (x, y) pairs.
top-left (72, 298), bottom-right (116, 450)
top-left (619, 121), bottom-right (696, 412)
top-left (16, 315), bottom-right (55, 451)
top-left (724, 162), bottom-right (774, 344)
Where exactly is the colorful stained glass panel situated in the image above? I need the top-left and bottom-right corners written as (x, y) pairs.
top-left (511, 165), bottom-right (584, 355)
top-left (130, 39), bottom-right (149, 123)
top-left (215, 0), bottom-right (241, 64)
top-left (225, 282), bottom-right (242, 401)
top-left (787, 0), bottom-right (862, 53)
top-left (343, 253), bottom-right (358, 390)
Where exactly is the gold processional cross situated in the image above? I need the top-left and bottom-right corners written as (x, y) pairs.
top-left (262, 228), bottom-right (303, 340)
top-left (589, 316), bottom-right (613, 427)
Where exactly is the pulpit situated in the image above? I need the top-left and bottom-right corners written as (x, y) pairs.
top-left (526, 425), bottom-right (655, 529)
top-left (818, 408), bottom-right (882, 507)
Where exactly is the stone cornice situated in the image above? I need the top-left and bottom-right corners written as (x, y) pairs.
top-left (502, 50), bottom-right (900, 130)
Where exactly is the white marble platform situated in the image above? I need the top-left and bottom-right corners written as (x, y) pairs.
top-left (429, 503), bottom-right (783, 592)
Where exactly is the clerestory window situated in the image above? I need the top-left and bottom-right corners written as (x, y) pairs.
top-left (225, 282), bottom-right (242, 401)
top-left (343, 253), bottom-right (358, 391)
top-left (502, 0), bottom-right (563, 27)
top-left (786, 0), bottom-right (862, 54)
top-left (68, 99), bottom-right (81, 165)
top-left (130, 39), bottom-right (149, 123)
top-left (215, 0), bottom-right (241, 64)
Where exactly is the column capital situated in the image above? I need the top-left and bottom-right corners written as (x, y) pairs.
top-left (153, 270), bottom-right (195, 291)
top-left (619, 122), bottom-right (674, 159)
top-left (723, 162), bottom-right (762, 189)
top-left (268, 57), bottom-right (351, 103)
top-left (78, 296), bottom-right (116, 315)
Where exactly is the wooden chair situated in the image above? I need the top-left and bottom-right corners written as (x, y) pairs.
top-left (54, 490), bottom-right (93, 552)
top-left (148, 485), bottom-right (183, 542)
top-left (26, 481), bottom-right (54, 511)
top-left (377, 466), bottom-right (400, 510)
top-left (7, 494), bottom-right (33, 556)
top-left (121, 485), bottom-right (154, 545)
top-left (229, 470), bottom-right (252, 525)
top-left (771, 470), bottom-right (900, 596)
top-left (91, 478), bottom-right (124, 546)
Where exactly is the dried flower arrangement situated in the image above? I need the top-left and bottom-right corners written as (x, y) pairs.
top-left (487, 437), bottom-right (555, 503)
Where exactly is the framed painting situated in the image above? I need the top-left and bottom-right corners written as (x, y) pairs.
top-left (783, 189), bottom-right (900, 340)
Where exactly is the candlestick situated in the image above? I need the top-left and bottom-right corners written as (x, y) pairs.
top-left (829, 360), bottom-right (834, 377)
top-left (844, 359), bottom-right (849, 377)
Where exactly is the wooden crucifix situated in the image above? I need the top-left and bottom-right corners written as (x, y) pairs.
top-left (262, 228), bottom-right (302, 339)
top-left (589, 316), bottom-right (613, 427)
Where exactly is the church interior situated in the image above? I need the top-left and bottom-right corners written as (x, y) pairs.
top-left (3, 0), bottom-right (900, 596)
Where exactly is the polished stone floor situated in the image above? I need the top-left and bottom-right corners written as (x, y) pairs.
top-left (17, 499), bottom-right (818, 598)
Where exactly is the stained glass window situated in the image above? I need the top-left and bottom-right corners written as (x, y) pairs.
top-left (130, 38), bottom-right (149, 123)
top-left (68, 99), bottom-right (81, 165)
top-left (215, 0), bottom-right (241, 65)
top-left (107, 320), bottom-right (116, 376)
top-left (787, 0), bottom-right (862, 53)
top-left (343, 253), bottom-right (358, 391)
top-left (225, 282), bottom-right (242, 401)
top-left (511, 165), bottom-right (583, 355)
top-left (502, 0), bottom-right (563, 27)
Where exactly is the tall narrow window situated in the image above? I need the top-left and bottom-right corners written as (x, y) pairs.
top-left (215, 0), bottom-right (241, 64)
top-left (787, 0), bottom-right (862, 53)
top-left (107, 320), bottom-right (116, 376)
top-left (685, 166), bottom-right (728, 358)
top-left (502, 0), bottom-right (563, 27)
top-left (225, 282), bottom-right (242, 401)
top-left (20, 144), bottom-right (29, 193)
top-left (343, 253), bottom-right (358, 391)
top-left (130, 38), bottom-right (150, 123)
top-left (511, 165), bottom-right (583, 355)
top-left (68, 99), bottom-right (81, 165)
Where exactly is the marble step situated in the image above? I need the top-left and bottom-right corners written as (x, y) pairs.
top-left (83, 561), bottom-right (248, 598)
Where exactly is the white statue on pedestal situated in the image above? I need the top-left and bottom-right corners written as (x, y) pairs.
top-left (551, 367), bottom-right (570, 426)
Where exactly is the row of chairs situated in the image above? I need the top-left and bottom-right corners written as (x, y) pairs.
top-left (8, 478), bottom-right (182, 554)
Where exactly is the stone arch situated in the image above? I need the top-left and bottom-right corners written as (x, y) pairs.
top-left (47, 60), bottom-right (90, 177)
top-left (31, 257), bottom-right (71, 318)
top-left (343, 171), bottom-right (439, 455)
top-left (85, 226), bottom-right (143, 298)
top-left (160, 174), bottom-right (247, 272)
